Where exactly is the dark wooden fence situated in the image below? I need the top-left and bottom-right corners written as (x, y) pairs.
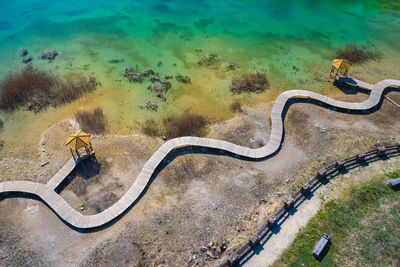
top-left (220, 143), bottom-right (400, 267)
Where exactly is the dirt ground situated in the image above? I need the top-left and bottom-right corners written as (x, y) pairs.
top-left (0, 88), bottom-right (399, 266)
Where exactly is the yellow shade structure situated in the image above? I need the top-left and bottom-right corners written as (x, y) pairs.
top-left (330, 59), bottom-right (351, 80)
top-left (66, 132), bottom-right (94, 162)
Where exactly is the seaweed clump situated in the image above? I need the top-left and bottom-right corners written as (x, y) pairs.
top-left (336, 45), bottom-right (382, 64)
top-left (230, 73), bottom-right (270, 94)
top-left (75, 108), bottom-right (108, 135)
top-left (0, 66), bottom-right (99, 112)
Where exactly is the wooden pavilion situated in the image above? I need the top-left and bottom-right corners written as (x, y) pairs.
top-left (65, 132), bottom-right (94, 162)
top-left (330, 59), bottom-right (351, 80)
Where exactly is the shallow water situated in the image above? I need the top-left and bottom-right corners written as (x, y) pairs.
top-left (0, 0), bottom-right (399, 156)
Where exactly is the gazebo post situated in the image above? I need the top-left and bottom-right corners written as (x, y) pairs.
top-left (76, 149), bottom-right (81, 161)
top-left (70, 148), bottom-right (75, 160)
top-left (89, 141), bottom-right (93, 154)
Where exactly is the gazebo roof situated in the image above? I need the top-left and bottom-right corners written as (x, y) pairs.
top-left (332, 59), bottom-right (351, 71)
top-left (65, 132), bottom-right (91, 150)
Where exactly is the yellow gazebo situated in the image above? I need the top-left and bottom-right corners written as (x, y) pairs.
top-left (65, 132), bottom-right (94, 162)
top-left (330, 59), bottom-right (351, 80)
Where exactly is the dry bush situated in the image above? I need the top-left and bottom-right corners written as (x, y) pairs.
top-left (336, 45), bottom-right (382, 64)
top-left (141, 119), bottom-right (160, 137)
top-left (0, 119), bottom-right (3, 133)
top-left (54, 76), bottom-right (98, 104)
top-left (0, 67), bottom-right (99, 112)
top-left (163, 113), bottom-right (207, 139)
top-left (230, 101), bottom-right (242, 113)
top-left (75, 108), bottom-right (108, 135)
top-left (230, 73), bottom-right (270, 94)
top-left (0, 67), bottom-right (54, 110)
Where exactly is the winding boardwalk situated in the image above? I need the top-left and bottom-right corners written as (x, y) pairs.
top-left (0, 78), bottom-right (399, 229)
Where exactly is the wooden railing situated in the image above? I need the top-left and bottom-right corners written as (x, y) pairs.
top-left (220, 143), bottom-right (400, 267)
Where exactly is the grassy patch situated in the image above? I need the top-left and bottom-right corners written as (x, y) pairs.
top-left (75, 108), bottom-right (108, 135)
top-left (275, 170), bottom-right (400, 267)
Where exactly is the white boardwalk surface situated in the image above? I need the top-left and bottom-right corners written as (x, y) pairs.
top-left (0, 78), bottom-right (399, 229)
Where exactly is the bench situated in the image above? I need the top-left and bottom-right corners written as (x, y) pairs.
top-left (312, 234), bottom-right (330, 259)
top-left (388, 177), bottom-right (400, 189)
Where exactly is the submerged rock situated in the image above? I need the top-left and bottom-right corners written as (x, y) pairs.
top-left (107, 57), bottom-right (124, 63)
top-left (124, 67), bottom-right (142, 82)
top-left (148, 80), bottom-right (171, 101)
top-left (41, 50), bottom-right (58, 60)
top-left (20, 48), bottom-right (28, 56)
top-left (149, 74), bottom-right (160, 83)
top-left (142, 68), bottom-right (155, 76)
top-left (146, 100), bottom-right (158, 111)
top-left (22, 56), bottom-right (33, 64)
top-left (175, 74), bottom-right (191, 84)
top-left (226, 63), bottom-right (239, 71)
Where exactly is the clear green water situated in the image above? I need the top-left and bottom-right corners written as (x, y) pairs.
top-left (0, 0), bottom-right (399, 154)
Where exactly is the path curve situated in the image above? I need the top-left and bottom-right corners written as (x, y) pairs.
top-left (0, 78), bottom-right (399, 229)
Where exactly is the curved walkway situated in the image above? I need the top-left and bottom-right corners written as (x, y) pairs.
top-left (0, 78), bottom-right (399, 229)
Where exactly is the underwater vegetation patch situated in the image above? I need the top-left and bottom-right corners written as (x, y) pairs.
top-left (230, 73), bottom-right (270, 94)
top-left (336, 45), bottom-right (382, 64)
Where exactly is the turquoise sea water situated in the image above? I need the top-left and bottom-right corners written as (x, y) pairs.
top-left (0, 0), bottom-right (399, 154)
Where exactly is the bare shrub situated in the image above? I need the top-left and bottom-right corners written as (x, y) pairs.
top-left (163, 113), bottom-right (207, 139)
top-left (75, 108), bottom-right (108, 135)
top-left (173, 158), bottom-right (196, 182)
top-left (0, 119), bottom-right (3, 132)
top-left (230, 73), bottom-right (270, 94)
top-left (0, 67), bottom-right (99, 112)
top-left (336, 45), bottom-right (382, 64)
